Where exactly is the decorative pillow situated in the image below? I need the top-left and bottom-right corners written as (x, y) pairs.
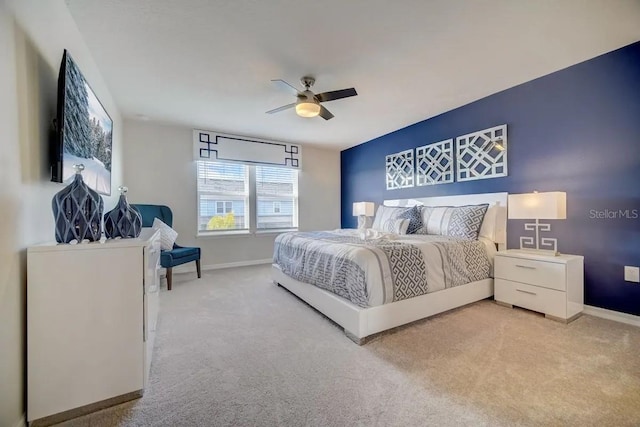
top-left (416, 204), bottom-right (489, 240)
top-left (478, 203), bottom-right (498, 241)
top-left (413, 206), bottom-right (434, 235)
top-left (152, 218), bottom-right (178, 250)
top-left (371, 205), bottom-right (411, 231)
top-left (397, 205), bottom-right (423, 234)
top-left (378, 218), bottom-right (410, 234)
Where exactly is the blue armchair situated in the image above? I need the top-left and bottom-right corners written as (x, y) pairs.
top-left (132, 204), bottom-right (201, 290)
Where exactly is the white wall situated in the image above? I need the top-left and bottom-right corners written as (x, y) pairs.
top-left (0, 0), bottom-right (122, 424)
top-left (123, 120), bottom-right (341, 268)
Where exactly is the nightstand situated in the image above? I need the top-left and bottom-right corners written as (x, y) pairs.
top-left (494, 250), bottom-right (584, 322)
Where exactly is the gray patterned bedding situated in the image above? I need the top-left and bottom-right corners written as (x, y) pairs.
top-left (273, 229), bottom-right (493, 307)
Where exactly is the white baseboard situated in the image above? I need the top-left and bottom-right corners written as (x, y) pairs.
top-left (203, 258), bottom-right (273, 271)
top-left (583, 305), bottom-right (640, 328)
top-left (12, 414), bottom-right (26, 427)
top-left (172, 258), bottom-right (272, 274)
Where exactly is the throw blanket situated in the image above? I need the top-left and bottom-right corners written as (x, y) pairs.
top-left (273, 230), bottom-right (491, 307)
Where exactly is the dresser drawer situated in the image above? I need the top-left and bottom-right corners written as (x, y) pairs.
top-left (495, 256), bottom-right (566, 291)
top-left (495, 279), bottom-right (567, 319)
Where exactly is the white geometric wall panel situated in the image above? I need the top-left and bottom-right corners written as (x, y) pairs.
top-left (386, 149), bottom-right (414, 190)
top-left (456, 124), bottom-right (507, 182)
top-left (193, 129), bottom-right (301, 169)
top-left (416, 139), bottom-right (454, 186)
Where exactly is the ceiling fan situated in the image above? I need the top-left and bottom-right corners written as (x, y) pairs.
top-left (266, 76), bottom-right (357, 120)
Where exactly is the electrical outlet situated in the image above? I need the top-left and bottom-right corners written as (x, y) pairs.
top-left (624, 266), bottom-right (640, 283)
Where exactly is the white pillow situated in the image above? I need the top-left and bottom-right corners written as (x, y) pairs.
top-left (391, 218), bottom-right (410, 234)
top-left (373, 217), bottom-right (410, 234)
top-left (371, 205), bottom-right (411, 231)
top-left (478, 203), bottom-right (498, 241)
top-left (152, 218), bottom-right (178, 250)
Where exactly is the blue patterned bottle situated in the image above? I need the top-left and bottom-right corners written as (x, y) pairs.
top-left (52, 164), bottom-right (104, 243)
top-left (104, 186), bottom-right (142, 239)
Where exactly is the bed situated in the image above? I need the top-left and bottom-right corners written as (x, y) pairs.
top-left (272, 192), bottom-right (508, 344)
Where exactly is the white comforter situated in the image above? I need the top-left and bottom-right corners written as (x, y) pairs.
top-left (273, 229), bottom-right (495, 307)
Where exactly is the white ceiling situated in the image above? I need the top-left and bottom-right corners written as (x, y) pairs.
top-left (65, 0), bottom-right (640, 150)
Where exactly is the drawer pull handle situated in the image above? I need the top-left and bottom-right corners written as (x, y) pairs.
top-left (515, 264), bottom-right (536, 270)
top-left (516, 288), bottom-right (537, 296)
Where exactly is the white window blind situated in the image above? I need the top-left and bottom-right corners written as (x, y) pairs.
top-left (197, 162), bottom-right (249, 231)
top-left (196, 161), bottom-right (298, 234)
top-left (256, 166), bottom-right (298, 230)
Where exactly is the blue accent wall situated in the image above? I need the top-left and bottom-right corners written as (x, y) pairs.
top-left (341, 41), bottom-right (640, 316)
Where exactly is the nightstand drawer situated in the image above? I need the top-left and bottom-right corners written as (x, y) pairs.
top-left (495, 256), bottom-right (566, 291)
top-left (495, 279), bottom-right (566, 319)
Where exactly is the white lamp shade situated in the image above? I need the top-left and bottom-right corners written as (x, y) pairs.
top-left (508, 192), bottom-right (567, 220)
top-left (352, 202), bottom-right (375, 217)
top-left (295, 101), bottom-right (321, 117)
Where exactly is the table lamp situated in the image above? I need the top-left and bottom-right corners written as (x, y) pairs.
top-left (508, 191), bottom-right (566, 256)
top-left (352, 202), bottom-right (375, 230)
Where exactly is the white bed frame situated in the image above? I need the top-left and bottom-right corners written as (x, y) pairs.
top-left (272, 192), bottom-right (508, 344)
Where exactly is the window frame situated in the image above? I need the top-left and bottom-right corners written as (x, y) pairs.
top-left (196, 161), bottom-right (299, 237)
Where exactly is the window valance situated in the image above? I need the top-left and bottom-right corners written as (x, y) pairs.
top-left (193, 129), bottom-right (302, 169)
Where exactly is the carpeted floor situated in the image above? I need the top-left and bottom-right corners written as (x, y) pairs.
top-left (58, 264), bottom-right (640, 427)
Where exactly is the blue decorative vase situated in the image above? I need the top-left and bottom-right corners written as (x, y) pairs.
top-left (52, 164), bottom-right (104, 243)
top-left (104, 186), bottom-right (142, 239)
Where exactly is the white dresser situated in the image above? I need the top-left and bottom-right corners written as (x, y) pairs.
top-left (27, 229), bottom-right (161, 424)
top-left (494, 250), bottom-right (584, 322)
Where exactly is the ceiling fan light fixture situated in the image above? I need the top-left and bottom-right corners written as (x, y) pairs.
top-left (267, 77), bottom-right (356, 120)
top-left (295, 101), bottom-right (321, 118)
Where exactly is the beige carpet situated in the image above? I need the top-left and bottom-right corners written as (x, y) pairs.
top-left (58, 265), bottom-right (640, 427)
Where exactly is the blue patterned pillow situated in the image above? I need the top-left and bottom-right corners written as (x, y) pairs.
top-left (447, 204), bottom-right (488, 239)
top-left (398, 206), bottom-right (423, 234)
top-left (416, 204), bottom-right (489, 240)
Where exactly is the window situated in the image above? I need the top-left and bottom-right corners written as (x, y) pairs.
top-left (197, 162), bottom-right (248, 231)
top-left (216, 201), bottom-right (233, 214)
top-left (197, 161), bottom-right (298, 234)
top-left (256, 165), bottom-right (298, 230)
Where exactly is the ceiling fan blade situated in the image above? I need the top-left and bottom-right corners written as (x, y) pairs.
top-left (266, 103), bottom-right (296, 114)
top-left (271, 79), bottom-right (301, 95)
top-left (315, 88), bottom-right (357, 103)
top-left (318, 105), bottom-right (334, 120)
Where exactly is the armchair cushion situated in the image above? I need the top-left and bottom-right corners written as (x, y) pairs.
top-left (162, 245), bottom-right (201, 266)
